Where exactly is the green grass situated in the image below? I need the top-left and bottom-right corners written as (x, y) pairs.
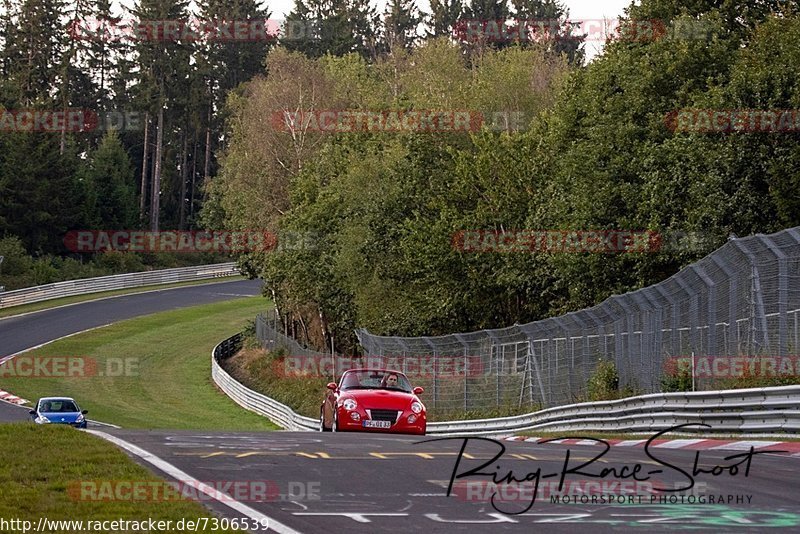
top-left (0, 297), bottom-right (278, 430)
top-left (223, 347), bottom-right (330, 419)
top-left (0, 424), bottom-right (245, 532)
top-left (0, 275), bottom-right (245, 319)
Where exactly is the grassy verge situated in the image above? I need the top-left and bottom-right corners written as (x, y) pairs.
top-left (0, 424), bottom-right (245, 532)
top-left (223, 347), bottom-right (329, 419)
top-left (0, 297), bottom-right (277, 430)
top-left (0, 275), bottom-right (245, 319)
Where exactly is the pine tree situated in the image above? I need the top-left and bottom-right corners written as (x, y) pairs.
top-left (0, 0), bottom-right (19, 82)
top-left (0, 131), bottom-right (83, 252)
top-left (383, 0), bottom-right (421, 54)
top-left (191, 0), bottom-right (273, 228)
top-left (82, 130), bottom-right (139, 230)
top-left (6, 0), bottom-right (66, 105)
top-left (198, 0), bottom-right (271, 93)
top-left (282, 0), bottom-right (379, 59)
top-left (511, 0), bottom-right (584, 64)
top-left (348, 0), bottom-right (381, 59)
top-left (462, 0), bottom-right (510, 54)
top-left (427, 0), bottom-right (462, 38)
top-left (87, 0), bottom-right (130, 109)
top-left (129, 0), bottom-right (192, 231)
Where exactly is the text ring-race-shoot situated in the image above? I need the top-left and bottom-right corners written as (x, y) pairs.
top-left (418, 424), bottom-right (787, 515)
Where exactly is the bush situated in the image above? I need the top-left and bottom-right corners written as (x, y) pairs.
top-left (30, 259), bottom-right (59, 285)
top-left (587, 359), bottom-right (620, 401)
top-left (93, 250), bottom-right (146, 273)
top-left (0, 236), bottom-right (34, 289)
top-left (661, 357), bottom-right (694, 392)
top-left (241, 319), bottom-right (262, 349)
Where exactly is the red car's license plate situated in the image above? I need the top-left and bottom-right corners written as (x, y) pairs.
top-left (363, 420), bottom-right (392, 429)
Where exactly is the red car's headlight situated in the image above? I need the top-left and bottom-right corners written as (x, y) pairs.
top-left (343, 398), bottom-right (358, 411)
top-left (411, 401), bottom-right (423, 414)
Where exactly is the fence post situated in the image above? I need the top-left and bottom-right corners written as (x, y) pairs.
top-left (758, 235), bottom-right (789, 357)
top-left (711, 253), bottom-right (738, 357)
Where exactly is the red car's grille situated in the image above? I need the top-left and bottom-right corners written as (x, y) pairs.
top-left (369, 409), bottom-right (399, 422)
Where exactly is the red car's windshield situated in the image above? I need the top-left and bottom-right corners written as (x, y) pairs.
top-left (340, 370), bottom-right (413, 393)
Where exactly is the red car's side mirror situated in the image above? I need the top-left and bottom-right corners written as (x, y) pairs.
top-left (326, 382), bottom-right (337, 391)
top-left (413, 386), bottom-right (424, 395)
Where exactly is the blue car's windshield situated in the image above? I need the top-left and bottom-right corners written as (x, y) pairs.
top-left (40, 400), bottom-right (78, 412)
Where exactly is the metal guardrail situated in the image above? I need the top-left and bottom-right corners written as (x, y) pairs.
top-left (0, 263), bottom-right (240, 309)
top-left (211, 333), bottom-right (800, 435)
top-left (212, 333), bottom-right (318, 432)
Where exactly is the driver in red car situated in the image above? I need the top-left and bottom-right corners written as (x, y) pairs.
top-left (382, 373), bottom-right (399, 388)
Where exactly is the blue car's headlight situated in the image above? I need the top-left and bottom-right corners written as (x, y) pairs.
top-left (75, 414), bottom-right (85, 424)
top-left (35, 415), bottom-right (50, 424)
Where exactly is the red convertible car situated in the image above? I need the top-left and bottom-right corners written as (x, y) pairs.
top-left (320, 369), bottom-right (427, 435)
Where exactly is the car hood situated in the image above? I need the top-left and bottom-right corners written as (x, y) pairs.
top-left (341, 389), bottom-right (421, 410)
top-left (41, 412), bottom-right (81, 423)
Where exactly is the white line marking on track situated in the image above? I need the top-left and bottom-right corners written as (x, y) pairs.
top-left (615, 440), bottom-right (647, 446)
top-left (86, 429), bottom-right (302, 534)
top-left (652, 439), bottom-right (707, 449)
top-left (709, 441), bottom-right (782, 451)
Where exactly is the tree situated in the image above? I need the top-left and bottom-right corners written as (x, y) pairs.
top-left (4, 0), bottom-right (65, 105)
top-left (82, 130), bottom-right (139, 229)
top-left (427, 0), bottom-right (462, 38)
top-left (461, 0), bottom-right (510, 55)
top-left (511, 0), bottom-right (584, 64)
top-left (282, 0), bottom-right (380, 59)
top-left (129, 0), bottom-right (192, 231)
top-left (0, 131), bottom-right (83, 253)
top-left (383, 0), bottom-right (422, 54)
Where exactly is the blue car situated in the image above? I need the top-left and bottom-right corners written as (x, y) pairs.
top-left (29, 397), bottom-right (88, 428)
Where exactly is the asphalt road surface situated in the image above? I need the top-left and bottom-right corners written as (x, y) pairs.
top-left (0, 279), bottom-right (263, 359)
top-left (95, 429), bottom-right (800, 533)
top-left (0, 399), bottom-right (31, 422)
